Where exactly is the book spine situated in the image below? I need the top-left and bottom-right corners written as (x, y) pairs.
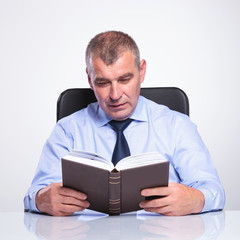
top-left (109, 170), bottom-right (121, 215)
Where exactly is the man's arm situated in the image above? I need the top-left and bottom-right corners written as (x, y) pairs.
top-left (143, 113), bottom-right (225, 215)
top-left (24, 122), bottom-right (79, 214)
top-left (35, 183), bottom-right (90, 216)
top-left (139, 182), bottom-right (205, 216)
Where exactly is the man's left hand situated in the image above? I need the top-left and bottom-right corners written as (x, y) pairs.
top-left (139, 182), bottom-right (205, 216)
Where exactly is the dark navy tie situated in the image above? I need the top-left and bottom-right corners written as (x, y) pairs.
top-left (109, 119), bottom-right (133, 166)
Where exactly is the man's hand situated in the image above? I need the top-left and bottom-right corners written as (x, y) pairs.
top-left (36, 183), bottom-right (90, 216)
top-left (139, 182), bottom-right (205, 216)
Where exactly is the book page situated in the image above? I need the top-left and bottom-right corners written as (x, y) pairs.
top-left (115, 152), bottom-right (167, 171)
top-left (71, 149), bottom-right (106, 161)
top-left (63, 150), bottom-right (114, 171)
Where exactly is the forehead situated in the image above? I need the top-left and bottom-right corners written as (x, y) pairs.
top-left (90, 51), bottom-right (138, 78)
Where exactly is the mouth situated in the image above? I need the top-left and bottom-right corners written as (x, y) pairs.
top-left (108, 102), bottom-right (127, 111)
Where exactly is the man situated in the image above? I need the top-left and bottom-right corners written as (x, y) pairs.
top-left (24, 31), bottom-right (225, 216)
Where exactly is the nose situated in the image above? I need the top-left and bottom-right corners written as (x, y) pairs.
top-left (110, 82), bottom-right (122, 101)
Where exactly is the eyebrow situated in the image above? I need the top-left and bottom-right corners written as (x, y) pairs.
top-left (94, 73), bottom-right (134, 82)
top-left (118, 73), bottom-right (134, 79)
top-left (94, 77), bottom-right (109, 82)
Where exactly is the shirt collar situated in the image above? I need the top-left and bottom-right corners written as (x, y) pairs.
top-left (93, 95), bottom-right (148, 127)
top-left (130, 96), bottom-right (148, 122)
top-left (94, 105), bottom-right (112, 127)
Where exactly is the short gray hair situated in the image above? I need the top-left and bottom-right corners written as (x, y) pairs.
top-left (86, 31), bottom-right (140, 72)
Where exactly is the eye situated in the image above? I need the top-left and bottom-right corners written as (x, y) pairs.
top-left (96, 82), bottom-right (109, 87)
top-left (118, 73), bottom-right (133, 84)
top-left (119, 78), bottom-right (131, 84)
top-left (94, 79), bottom-right (111, 87)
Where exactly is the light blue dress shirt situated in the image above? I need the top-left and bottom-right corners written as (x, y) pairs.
top-left (24, 96), bottom-right (225, 213)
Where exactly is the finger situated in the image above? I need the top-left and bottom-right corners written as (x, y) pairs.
top-left (61, 196), bottom-right (90, 209)
top-left (144, 205), bottom-right (173, 216)
top-left (47, 207), bottom-right (84, 217)
top-left (59, 187), bottom-right (88, 200)
top-left (141, 186), bottom-right (170, 197)
top-left (52, 201), bottom-right (89, 216)
top-left (139, 196), bottom-right (169, 209)
top-left (59, 204), bottom-right (87, 215)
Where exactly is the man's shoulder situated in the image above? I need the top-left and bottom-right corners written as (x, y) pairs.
top-left (57, 101), bottom-right (99, 125)
top-left (140, 96), bottom-right (190, 122)
top-left (140, 96), bottom-right (184, 115)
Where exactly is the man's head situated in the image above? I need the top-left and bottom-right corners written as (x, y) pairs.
top-left (86, 31), bottom-right (146, 121)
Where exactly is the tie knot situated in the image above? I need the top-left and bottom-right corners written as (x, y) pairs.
top-left (109, 118), bottom-right (133, 132)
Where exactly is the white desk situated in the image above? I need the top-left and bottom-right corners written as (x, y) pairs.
top-left (0, 210), bottom-right (239, 239)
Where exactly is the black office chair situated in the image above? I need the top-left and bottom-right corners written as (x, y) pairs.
top-left (57, 87), bottom-right (189, 121)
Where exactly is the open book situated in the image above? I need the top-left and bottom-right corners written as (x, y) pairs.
top-left (62, 150), bottom-right (169, 215)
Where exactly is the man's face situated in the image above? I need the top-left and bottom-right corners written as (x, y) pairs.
top-left (87, 51), bottom-right (146, 121)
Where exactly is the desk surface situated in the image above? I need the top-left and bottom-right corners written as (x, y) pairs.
top-left (0, 210), bottom-right (239, 240)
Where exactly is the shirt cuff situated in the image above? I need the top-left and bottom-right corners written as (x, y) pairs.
top-left (24, 190), bottom-right (41, 213)
top-left (197, 187), bottom-right (215, 213)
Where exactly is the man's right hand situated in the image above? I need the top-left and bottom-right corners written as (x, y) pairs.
top-left (35, 183), bottom-right (90, 216)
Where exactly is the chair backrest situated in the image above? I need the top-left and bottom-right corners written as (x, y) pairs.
top-left (57, 87), bottom-right (189, 121)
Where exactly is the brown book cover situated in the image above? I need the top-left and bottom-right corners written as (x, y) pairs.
top-left (62, 151), bottom-right (169, 215)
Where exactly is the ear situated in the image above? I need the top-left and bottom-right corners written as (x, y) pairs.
top-left (86, 68), bottom-right (94, 90)
top-left (139, 59), bottom-right (147, 84)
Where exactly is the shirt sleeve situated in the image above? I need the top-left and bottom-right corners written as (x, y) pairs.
top-left (24, 122), bottom-right (73, 212)
top-left (172, 116), bottom-right (225, 212)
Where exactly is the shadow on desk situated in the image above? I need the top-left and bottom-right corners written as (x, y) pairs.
top-left (24, 210), bottom-right (225, 240)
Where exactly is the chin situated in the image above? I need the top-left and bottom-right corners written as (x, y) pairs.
top-left (106, 106), bottom-right (134, 121)
top-left (109, 114), bottom-right (131, 121)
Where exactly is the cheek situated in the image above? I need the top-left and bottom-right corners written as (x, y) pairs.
top-left (94, 88), bottom-right (108, 104)
top-left (127, 80), bottom-right (141, 98)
